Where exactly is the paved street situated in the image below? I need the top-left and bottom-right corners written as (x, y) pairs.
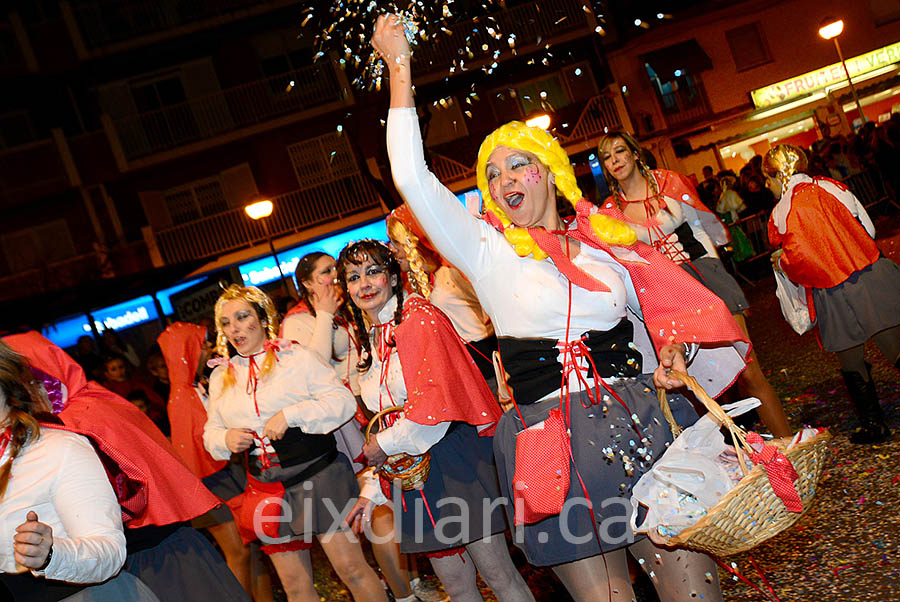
top-left (303, 214), bottom-right (900, 602)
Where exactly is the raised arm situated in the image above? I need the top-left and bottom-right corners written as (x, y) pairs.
top-left (373, 14), bottom-right (497, 280)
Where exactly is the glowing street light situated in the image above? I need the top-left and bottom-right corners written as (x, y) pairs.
top-left (244, 199), bottom-right (273, 220)
top-left (243, 198), bottom-right (294, 298)
top-left (818, 17), bottom-right (866, 123)
top-left (818, 19), bottom-right (843, 40)
top-left (525, 113), bottom-right (551, 130)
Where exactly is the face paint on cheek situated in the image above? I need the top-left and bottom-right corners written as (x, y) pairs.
top-left (524, 165), bottom-right (541, 186)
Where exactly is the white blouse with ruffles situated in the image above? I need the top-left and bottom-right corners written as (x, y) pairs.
top-left (203, 345), bottom-right (356, 461)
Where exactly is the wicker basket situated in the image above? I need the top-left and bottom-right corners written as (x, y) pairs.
top-left (655, 371), bottom-right (831, 557)
top-left (365, 406), bottom-right (431, 491)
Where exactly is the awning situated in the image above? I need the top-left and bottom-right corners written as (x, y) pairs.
top-left (641, 39), bottom-right (712, 81)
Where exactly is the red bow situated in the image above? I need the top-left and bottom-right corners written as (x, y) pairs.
top-left (746, 432), bottom-right (802, 512)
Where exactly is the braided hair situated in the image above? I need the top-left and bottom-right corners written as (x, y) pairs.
top-left (597, 129), bottom-right (659, 206)
top-left (0, 341), bottom-right (49, 500)
top-left (386, 214), bottom-right (439, 299)
top-left (336, 239), bottom-right (404, 373)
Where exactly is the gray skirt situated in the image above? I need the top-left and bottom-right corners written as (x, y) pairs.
top-left (682, 256), bottom-right (750, 314)
top-left (253, 452), bottom-right (359, 540)
top-left (193, 461), bottom-right (246, 528)
top-left (492, 375), bottom-right (698, 567)
top-left (812, 257), bottom-right (900, 352)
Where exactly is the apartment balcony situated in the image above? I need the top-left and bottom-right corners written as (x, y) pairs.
top-left (103, 61), bottom-right (352, 168)
top-left (0, 241), bottom-right (148, 303)
top-left (61, 0), bottom-right (294, 58)
top-left (657, 80), bottom-right (714, 131)
top-left (151, 173), bottom-right (383, 265)
top-left (431, 92), bottom-right (624, 189)
top-left (0, 134), bottom-right (78, 208)
top-left (412, 0), bottom-right (597, 83)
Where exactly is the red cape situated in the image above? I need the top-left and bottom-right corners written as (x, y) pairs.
top-left (3, 332), bottom-right (219, 528)
top-left (768, 181), bottom-right (879, 290)
top-left (394, 296), bottom-right (501, 434)
top-left (158, 322), bottom-right (227, 479)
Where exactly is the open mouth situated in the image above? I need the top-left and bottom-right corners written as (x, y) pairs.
top-left (233, 336), bottom-right (247, 347)
top-left (504, 191), bottom-right (524, 209)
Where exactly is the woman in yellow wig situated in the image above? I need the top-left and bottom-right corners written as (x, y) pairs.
top-left (203, 284), bottom-right (388, 602)
top-left (373, 14), bottom-right (752, 602)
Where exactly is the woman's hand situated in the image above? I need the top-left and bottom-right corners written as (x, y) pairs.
top-left (14, 511), bottom-right (53, 571)
top-left (372, 14), bottom-right (411, 69)
top-left (770, 249), bottom-right (784, 274)
top-left (344, 496), bottom-right (375, 535)
top-left (363, 435), bottom-right (389, 470)
top-left (263, 411), bottom-right (289, 441)
top-left (225, 428), bottom-right (256, 453)
top-left (653, 344), bottom-right (687, 390)
top-left (311, 284), bottom-right (342, 315)
top-left (647, 526), bottom-right (672, 548)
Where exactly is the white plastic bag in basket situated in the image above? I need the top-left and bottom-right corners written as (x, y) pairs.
top-left (629, 397), bottom-right (760, 537)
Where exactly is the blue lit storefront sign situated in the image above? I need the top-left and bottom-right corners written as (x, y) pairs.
top-left (239, 220), bottom-right (389, 287)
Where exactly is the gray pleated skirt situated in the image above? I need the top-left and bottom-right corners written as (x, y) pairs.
top-left (193, 461), bottom-right (245, 528)
top-left (253, 452), bottom-right (359, 540)
top-left (492, 375), bottom-right (698, 567)
top-left (812, 257), bottom-right (900, 352)
top-left (682, 256), bottom-right (750, 314)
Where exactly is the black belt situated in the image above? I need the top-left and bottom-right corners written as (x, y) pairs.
top-left (250, 448), bottom-right (339, 489)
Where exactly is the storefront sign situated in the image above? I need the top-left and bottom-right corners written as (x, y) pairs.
top-left (239, 220), bottom-right (388, 287)
top-left (751, 41), bottom-right (900, 108)
top-left (171, 280), bottom-right (221, 323)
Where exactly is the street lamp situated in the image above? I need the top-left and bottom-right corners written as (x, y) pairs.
top-left (244, 198), bottom-right (294, 298)
top-left (819, 17), bottom-right (866, 123)
top-left (525, 113), bottom-right (551, 130)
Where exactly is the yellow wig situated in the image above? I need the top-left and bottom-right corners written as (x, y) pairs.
top-left (476, 121), bottom-right (635, 259)
top-left (213, 284), bottom-right (279, 390)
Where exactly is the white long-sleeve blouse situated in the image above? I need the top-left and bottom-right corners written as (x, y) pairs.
top-left (203, 345), bottom-right (356, 461)
top-left (0, 428), bottom-right (126, 584)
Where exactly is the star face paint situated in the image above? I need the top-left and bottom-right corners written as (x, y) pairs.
top-left (484, 144), bottom-right (556, 229)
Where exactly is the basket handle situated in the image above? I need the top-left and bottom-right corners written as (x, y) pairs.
top-left (364, 406), bottom-right (405, 445)
top-left (656, 370), bottom-right (752, 478)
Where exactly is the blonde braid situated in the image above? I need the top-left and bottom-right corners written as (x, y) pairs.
top-left (387, 214), bottom-right (433, 298)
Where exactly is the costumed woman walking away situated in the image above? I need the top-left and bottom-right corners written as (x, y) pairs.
top-left (203, 285), bottom-right (388, 602)
top-left (281, 253), bottom-right (445, 602)
top-left (374, 14), bottom-right (751, 601)
top-left (158, 322), bottom-right (273, 601)
top-left (597, 131), bottom-right (792, 438)
top-left (764, 144), bottom-right (900, 444)
top-left (338, 240), bottom-right (534, 602)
